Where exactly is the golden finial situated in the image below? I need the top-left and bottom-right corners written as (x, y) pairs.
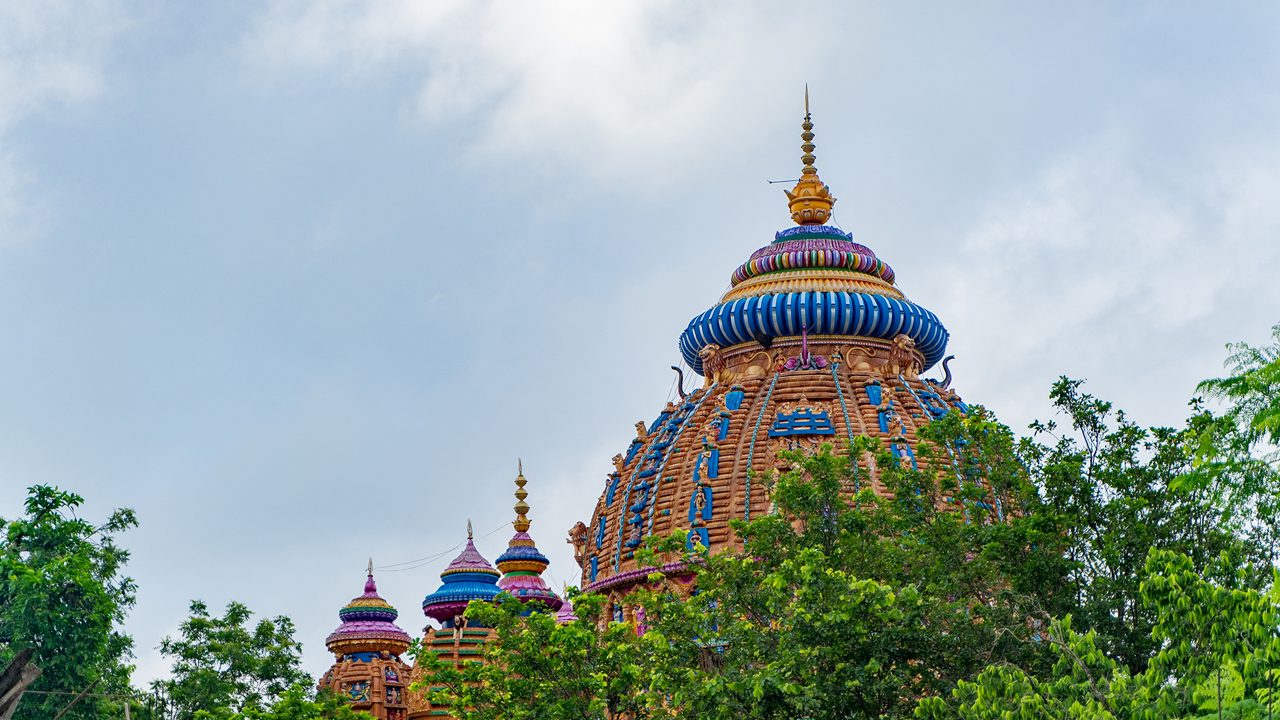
top-left (366, 557), bottom-right (373, 576)
top-left (785, 84), bottom-right (836, 225)
top-left (467, 518), bottom-right (473, 540)
top-left (514, 459), bottom-right (531, 533)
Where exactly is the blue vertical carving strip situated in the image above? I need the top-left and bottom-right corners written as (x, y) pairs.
top-left (744, 373), bottom-right (779, 521)
top-left (644, 387), bottom-right (714, 538)
top-left (897, 374), bottom-right (934, 421)
top-left (831, 361), bottom-right (860, 492)
top-left (612, 467), bottom-right (637, 570)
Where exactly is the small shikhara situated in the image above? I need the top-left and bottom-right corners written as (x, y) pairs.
top-left (318, 562), bottom-right (413, 720)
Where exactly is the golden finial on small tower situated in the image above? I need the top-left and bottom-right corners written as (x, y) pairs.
top-left (784, 84), bottom-right (836, 225)
top-left (513, 459), bottom-right (531, 533)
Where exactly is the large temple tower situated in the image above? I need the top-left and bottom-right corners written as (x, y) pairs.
top-left (572, 95), bottom-right (991, 610)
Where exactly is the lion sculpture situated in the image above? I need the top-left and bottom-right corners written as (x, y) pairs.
top-left (698, 343), bottom-right (730, 386)
top-left (888, 334), bottom-right (921, 379)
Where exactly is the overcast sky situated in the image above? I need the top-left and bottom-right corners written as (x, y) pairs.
top-left (2, 1), bottom-right (1278, 685)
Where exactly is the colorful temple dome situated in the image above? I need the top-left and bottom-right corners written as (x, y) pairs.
top-left (321, 564), bottom-right (413, 720)
top-left (495, 463), bottom-right (564, 612)
top-left (555, 598), bottom-right (579, 625)
top-left (678, 92), bottom-right (947, 375)
top-left (326, 563), bottom-right (412, 658)
top-left (573, 94), bottom-right (988, 601)
top-left (422, 521), bottom-right (502, 627)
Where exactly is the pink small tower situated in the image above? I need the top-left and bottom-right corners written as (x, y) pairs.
top-left (319, 562), bottom-right (412, 720)
top-left (495, 461), bottom-right (564, 612)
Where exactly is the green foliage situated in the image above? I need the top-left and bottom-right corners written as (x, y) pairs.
top-left (1019, 377), bottom-right (1263, 672)
top-left (421, 592), bottom-right (653, 719)
top-left (1199, 323), bottom-right (1280, 452)
top-left (221, 684), bottom-right (369, 720)
top-left (0, 485), bottom-right (138, 720)
top-left (1194, 325), bottom-right (1280, 566)
top-left (150, 600), bottom-right (311, 719)
top-left (630, 429), bottom-right (1066, 720)
top-left (915, 550), bottom-right (1280, 720)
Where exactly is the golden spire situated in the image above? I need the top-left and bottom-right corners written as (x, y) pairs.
top-left (513, 459), bottom-right (531, 533)
top-left (784, 84), bottom-right (836, 225)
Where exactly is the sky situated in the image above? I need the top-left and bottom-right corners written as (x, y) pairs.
top-left (2, 1), bottom-right (1279, 685)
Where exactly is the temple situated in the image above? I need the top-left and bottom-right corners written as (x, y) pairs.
top-left (322, 92), bottom-right (993, 716)
top-left (318, 564), bottom-right (413, 720)
top-left (573, 90), bottom-right (986, 611)
top-left (405, 468), bottom-right (564, 719)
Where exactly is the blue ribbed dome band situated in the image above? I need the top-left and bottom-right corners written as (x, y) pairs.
top-left (679, 291), bottom-right (949, 374)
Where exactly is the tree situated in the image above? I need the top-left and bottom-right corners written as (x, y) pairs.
top-left (629, 427), bottom-right (1068, 720)
top-left (1199, 323), bottom-right (1280, 451)
top-left (915, 550), bottom-right (1280, 720)
top-left (0, 485), bottom-right (138, 720)
top-left (224, 683), bottom-right (369, 720)
top-left (1018, 377), bottom-right (1258, 672)
top-left (1194, 324), bottom-right (1280, 569)
top-left (151, 600), bottom-right (311, 719)
top-left (918, 326), bottom-right (1280, 719)
top-left (423, 593), bottom-right (655, 720)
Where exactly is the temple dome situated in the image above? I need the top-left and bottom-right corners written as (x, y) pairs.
top-left (573, 95), bottom-right (990, 601)
top-left (325, 565), bottom-right (412, 658)
top-left (679, 223), bottom-right (949, 375)
top-left (321, 565), bottom-right (413, 720)
top-left (422, 522), bottom-right (502, 626)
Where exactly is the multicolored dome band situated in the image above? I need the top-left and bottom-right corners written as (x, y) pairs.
top-left (731, 247), bottom-right (895, 286)
top-left (422, 571), bottom-right (504, 622)
top-left (325, 573), bottom-right (412, 657)
top-left (495, 543), bottom-right (550, 567)
top-left (423, 534), bottom-right (503, 624)
top-left (679, 291), bottom-right (949, 374)
top-left (338, 604), bottom-right (398, 621)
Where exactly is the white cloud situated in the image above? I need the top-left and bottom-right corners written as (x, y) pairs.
top-left (0, 1), bottom-right (125, 246)
top-left (939, 126), bottom-right (1280, 431)
top-left (241, 1), bottom-right (806, 183)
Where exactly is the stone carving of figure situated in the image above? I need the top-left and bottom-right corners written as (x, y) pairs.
top-left (698, 343), bottom-right (730, 386)
top-left (612, 453), bottom-right (625, 474)
top-left (567, 521), bottom-right (590, 568)
top-left (887, 334), bottom-right (921, 379)
top-left (635, 420), bottom-right (649, 440)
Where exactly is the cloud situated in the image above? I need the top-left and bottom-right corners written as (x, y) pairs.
top-left (0, 1), bottom-right (126, 247)
top-left (937, 125), bottom-right (1280, 431)
top-left (241, 1), bottom-right (805, 183)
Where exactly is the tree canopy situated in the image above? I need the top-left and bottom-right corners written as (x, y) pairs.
top-left (0, 485), bottom-right (138, 720)
top-left (147, 600), bottom-right (311, 720)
